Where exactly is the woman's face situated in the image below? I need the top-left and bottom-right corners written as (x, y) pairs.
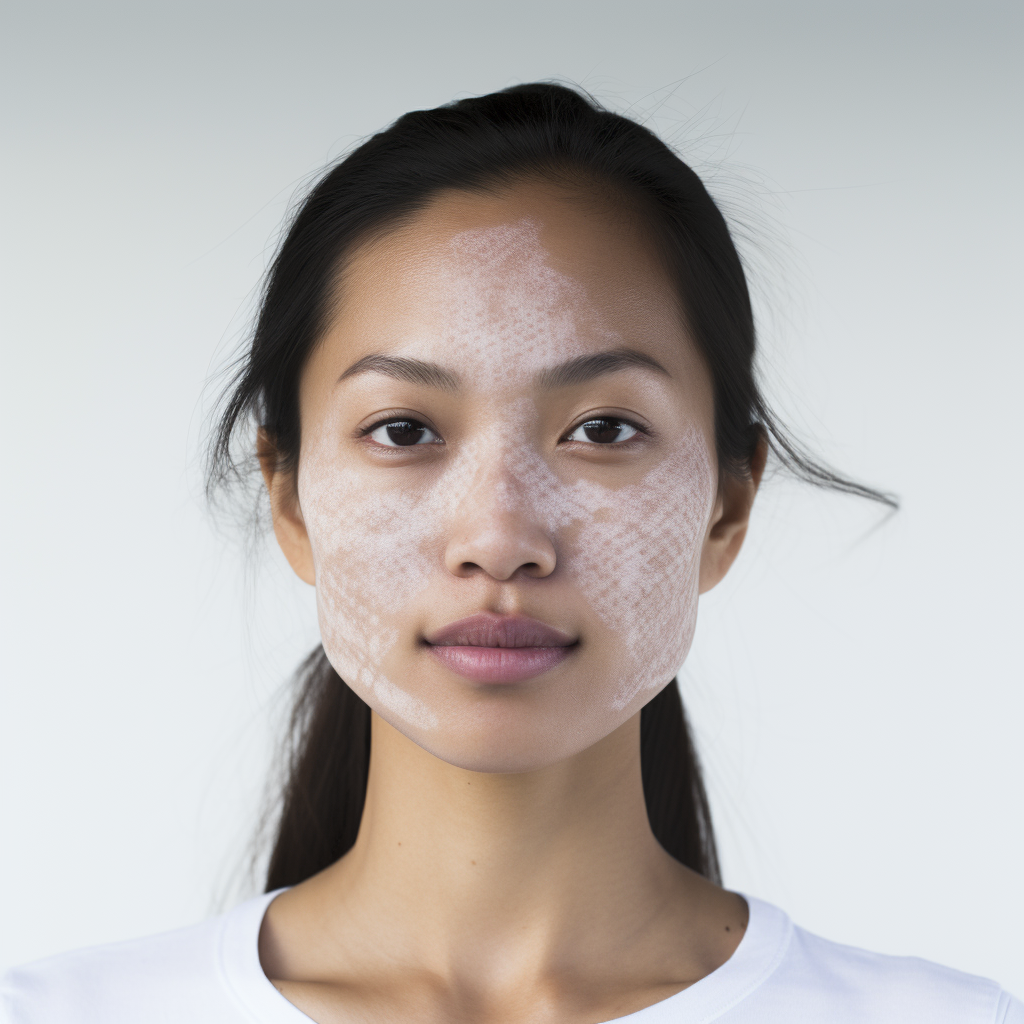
top-left (288, 186), bottom-right (722, 772)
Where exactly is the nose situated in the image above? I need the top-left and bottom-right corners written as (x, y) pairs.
top-left (444, 475), bottom-right (557, 582)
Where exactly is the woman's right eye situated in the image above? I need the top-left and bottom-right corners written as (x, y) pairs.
top-left (366, 419), bottom-right (440, 447)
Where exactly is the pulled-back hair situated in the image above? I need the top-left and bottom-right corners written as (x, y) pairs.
top-left (208, 82), bottom-right (892, 892)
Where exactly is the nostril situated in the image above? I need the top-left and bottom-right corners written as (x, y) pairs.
top-left (445, 524), bottom-right (557, 582)
top-left (456, 560), bottom-right (544, 581)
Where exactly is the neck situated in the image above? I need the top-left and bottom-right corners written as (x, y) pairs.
top-left (268, 711), bottom-right (735, 992)
top-left (351, 713), bottom-right (667, 947)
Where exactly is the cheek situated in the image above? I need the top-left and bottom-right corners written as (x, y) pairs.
top-left (297, 431), bottom-right (446, 731)
top-left (297, 418), bottom-right (714, 740)
top-left (541, 427), bottom-right (714, 708)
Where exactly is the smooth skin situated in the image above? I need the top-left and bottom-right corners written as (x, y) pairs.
top-left (257, 183), bottom-right (766, 1024)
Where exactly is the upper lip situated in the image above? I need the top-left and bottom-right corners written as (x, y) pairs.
top-left (425, 613), bottom-right (576, 648)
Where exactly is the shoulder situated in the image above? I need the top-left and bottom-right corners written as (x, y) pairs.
top-left (756, 908), bottom-right (1021, 1024)
top-left (0, 896), bottom-right (268, 1024)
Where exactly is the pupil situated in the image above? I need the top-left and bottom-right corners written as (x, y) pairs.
top-left (583, 419), bottom-right (621, 443)
top-left (386, 421), bottom-right (425, 446)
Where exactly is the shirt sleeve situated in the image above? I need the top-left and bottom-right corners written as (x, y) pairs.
top-left (996, 990), bottom-right (1024, 1024)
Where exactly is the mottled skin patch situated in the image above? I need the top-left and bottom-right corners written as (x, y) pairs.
top-left (298, 219), bottom-right (714, 766)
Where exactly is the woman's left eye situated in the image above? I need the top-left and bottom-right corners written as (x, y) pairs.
top-left (564, 418), bottom-right (640, 444)
top-left (366, 419), bottom-right (440, 447)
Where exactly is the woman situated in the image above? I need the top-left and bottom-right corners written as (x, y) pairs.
top-left (3, 83), bottom-right (1019, 1023)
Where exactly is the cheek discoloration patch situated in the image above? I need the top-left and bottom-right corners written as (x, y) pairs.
top-left (538, 436), bottom-right (713, 708)
top-left (298, 219), bottom-right (715, 740)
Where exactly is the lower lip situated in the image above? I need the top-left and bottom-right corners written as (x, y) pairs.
top-left (428, 645), bottom-right (573, 683)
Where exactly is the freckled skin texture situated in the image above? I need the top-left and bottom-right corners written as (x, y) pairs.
top-left (259, 184), bottom-right (763, 1023)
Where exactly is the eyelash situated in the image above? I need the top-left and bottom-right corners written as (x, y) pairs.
top-left (358, 414), bottom-right (650, 448)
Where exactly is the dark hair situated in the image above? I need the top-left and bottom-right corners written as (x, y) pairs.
top-left (208, 82), bottom-right (894, 892)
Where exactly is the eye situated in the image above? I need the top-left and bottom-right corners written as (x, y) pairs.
top-left (564, 417), bottom-right (640, 444)
top-left (366, 418), bottom-right (441, 447)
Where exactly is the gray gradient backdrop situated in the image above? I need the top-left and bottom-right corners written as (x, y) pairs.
top-left (2, 0), bottom-right (1022, 995)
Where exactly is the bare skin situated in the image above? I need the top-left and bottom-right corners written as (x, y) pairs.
top-left (258, 182), bottom-right (765, 1023)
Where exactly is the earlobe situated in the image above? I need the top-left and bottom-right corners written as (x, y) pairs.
top-left (697, 431), bottom-right (767, 594)
top-left (257, 429), bottom-right (317, 586)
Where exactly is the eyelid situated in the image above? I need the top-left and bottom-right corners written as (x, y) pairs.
top-left (560, 411), bottom-right (652, 443)
top-left (355, 410), bottom-right (444, 440)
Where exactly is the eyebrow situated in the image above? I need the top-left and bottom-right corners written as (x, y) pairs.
top-left (337, 346), bottom-right (670, 392)
top-left (536, 348), bottom-right (672, 389)
top-left (338, 354), bottom-right (460, 391)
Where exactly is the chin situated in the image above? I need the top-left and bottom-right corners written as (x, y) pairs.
top-left (385, 693), bottom-right (626, 775)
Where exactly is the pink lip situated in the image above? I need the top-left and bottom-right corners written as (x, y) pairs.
top-left (426, 613), bottom-right (577, 684)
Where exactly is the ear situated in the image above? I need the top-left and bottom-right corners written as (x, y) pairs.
top-left (257, 428), bottom-right (316, 586)
top-left (699, 431), bottom-right (767, 594)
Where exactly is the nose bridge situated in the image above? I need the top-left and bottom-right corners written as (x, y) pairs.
top-left (460, 419), bottom-right (544, 514)
top-left (473, 423), bottom-right (561, 516)
top-left (443, 424), bottom-right (558, 581)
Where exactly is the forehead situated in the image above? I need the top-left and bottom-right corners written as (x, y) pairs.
top-left (314, 185), bottom-right (703, 390)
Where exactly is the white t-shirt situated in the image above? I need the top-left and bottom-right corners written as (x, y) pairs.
top-left (2, 890), bottom-right (1021, 1023)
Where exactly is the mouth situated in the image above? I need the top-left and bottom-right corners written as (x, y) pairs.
top-left (424, 612), bottom-right (577, 684)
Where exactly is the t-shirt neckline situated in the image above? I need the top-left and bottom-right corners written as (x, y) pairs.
top-left (219, 888), bottom-right (793, 1024)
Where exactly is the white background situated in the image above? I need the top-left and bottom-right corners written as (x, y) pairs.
top-left (2, 0), bottom-right (1021, 996)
